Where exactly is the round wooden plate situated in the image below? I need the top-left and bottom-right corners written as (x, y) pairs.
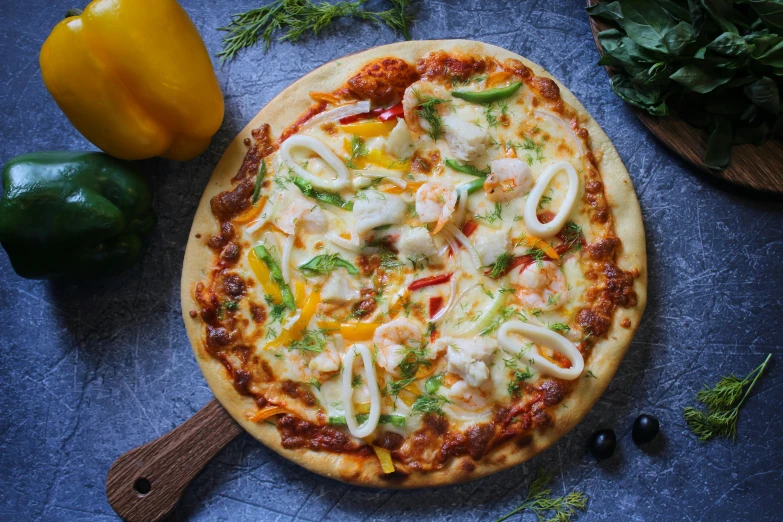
top-left (586, 0), bottom-right (783, 195)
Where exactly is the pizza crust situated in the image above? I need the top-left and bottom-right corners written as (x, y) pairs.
top-left (181, 40), bottom-right (647, 488)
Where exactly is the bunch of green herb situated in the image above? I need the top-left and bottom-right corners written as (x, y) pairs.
top-left (588, 0), bottom-right (783, 169)
top-left (219, 0), bottom-right (415, 62)
top-left (495, 469), bottom-right (588, 522)
top-left (683, 353), bottom-right (772, 441)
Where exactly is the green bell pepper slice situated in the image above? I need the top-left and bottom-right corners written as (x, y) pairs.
top-left (291, 176), bottom-right (353, 211)
top-left (451, 81), bottom-right (523, 104)
top-left (0, 152), bottom-right (156, 279)
top-left (444, 159), bottom-right (490, 177)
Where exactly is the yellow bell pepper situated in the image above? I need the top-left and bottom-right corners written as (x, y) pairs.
top-left (248, 250), bottom-right (283, 304)
top-left (317, 322), bottom-right (382, 341)
top-left (372, 445), bottom-right (396, 474)
top-left (343, 138), bottom-right (410, 171)
top-left (340, 120), bottom-right (397, 138)
top-left (265, 291), bottom-right (321, 350)
top-left (39, 0), bottom-right (224, 161)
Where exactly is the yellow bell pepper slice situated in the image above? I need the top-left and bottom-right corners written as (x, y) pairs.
top-left (317, 322), bottom-right (382, 341)
top-left (343, 138), bottom-right (410, 171)
top-left (39, 0), bottom-right (224, 161)
top-left (248, 250), bottom-right (282, 303)
top-left (265, 291), bottom-right (321, 350)
top-left (372, 445), bottom-right (396, 474)
top-left (381, 181), bottom-right (424, 195)
top-left (233, 196), bottom-right (267, 224)
top-left (340, 120), bottom-right (397, 138)
top-left (515, 234), bottom-right (559, 260)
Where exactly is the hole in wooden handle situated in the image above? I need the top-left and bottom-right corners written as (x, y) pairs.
top-left (105, 399), bottom-right (243, 522)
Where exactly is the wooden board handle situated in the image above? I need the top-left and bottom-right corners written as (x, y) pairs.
top-left (106, 398), bottom-right (243, 522)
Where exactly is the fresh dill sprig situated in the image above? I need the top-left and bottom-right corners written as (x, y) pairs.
top-left (414, 89), bottom-right (448, 140)
top-left (218, 0), bottom-right (415, 62)
top-left (411, 393), bottom-right (452, 415)
top-left (475, 202), bottom-right (503, 224)
top-left (289, 328), bottom-right (329, 353)
top-left (345, 134), bottom-right (368, 169)
top-left (683, 354), bottom-right (772, 442)
top-left (495, 469), bottom-right (588, 522)
top-left (487, 252), bottom-right (514, 280)
top-left (372, 0), bottom-right (415, 40)
top-left (509, 135), bottom-right (547, 165)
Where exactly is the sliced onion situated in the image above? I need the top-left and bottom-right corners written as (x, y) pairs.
top-left (443, 403), bottom-right (493, 423)
top-left (439, 229), bottom-right (462, 271)
top-left (281, 233), bottom-right (295, 284)
top-left (304, 101), bottom-right (371, 129)
top-left (453, 288), bottom-right (506, 337)
top-left (430, 272), bottom-right (459, 323)
top-left (534, 110), bottom-right (585, 156)
top-left (358, 170), bottom-right (407, 188)
top-left (245, 197), bottom-right (274, 234)
top-left (436, 237), bottom-right (451, 258)
top-left (524, 161), bottom-right (579, 239)
top-left (326, 231), bottom-right (361, 252)
top-left (443, 223), bottom-right (481, 270)
top-left (281, 135), bottom-right (350, 190)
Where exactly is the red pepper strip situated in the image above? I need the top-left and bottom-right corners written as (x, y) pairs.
top-left (339, 107), bottom-right (385, 124)
top-left (484, 255), bottom-right (535, 278)
top-left (409, 273), bottom-right (453, 291)
top-left (461, 220), bottom-right (478, 238)
top-left (379, 103), bottom-right (404, 122)
top-left (430, 325), bottom-right (440, 344)
top-left (429, 296), bottom-right (444, 318)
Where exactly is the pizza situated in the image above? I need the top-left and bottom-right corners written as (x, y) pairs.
top-left (182, 40), bottom-right (647, 487)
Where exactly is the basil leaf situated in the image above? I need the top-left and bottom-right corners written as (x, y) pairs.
top-left (756, 39), bottom-right (783, 67)
top-left (586, 1), bottom-right (623, 22)
top-left (744, 76), bottom-right (780, 113)
top-left (705, 119), bottom-right (733, 170)
top-left (663, 21), bottom-right (696, 56)
top-left (298, 253), bottom-right (359, 275)
top-left (657, 0), bottom-right (693, 22)
top-left (610, 74), bottom-right (669, 115)
top-left (750, 0), bottom-right (783, 31)
top-left (707, 32), bottom-right (753, 58)
top-left (700, 0), bottom-right (740, 35)
top-left (670, 65), bottom-right (732, 93)
top-left (617, 0), bottom-right (676, 52)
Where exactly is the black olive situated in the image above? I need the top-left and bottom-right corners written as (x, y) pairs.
top-left (632, 414), bottom-right (660, 445)
top-left (588, 429), bottom-right (616, 460)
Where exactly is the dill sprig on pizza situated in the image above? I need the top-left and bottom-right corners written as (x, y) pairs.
top-left (183, 41), bottom-right (646, 486)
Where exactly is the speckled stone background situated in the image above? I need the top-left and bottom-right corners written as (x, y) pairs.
top-left (2, 1), bottom-right (782, 520)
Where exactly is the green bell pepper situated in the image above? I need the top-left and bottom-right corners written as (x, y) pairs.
top-left (451, 81), bottom-right (523, 104)
top-left (0, 151), bottom-right (156, 279)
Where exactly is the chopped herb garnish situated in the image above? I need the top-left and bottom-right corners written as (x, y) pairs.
top-left (475, 202), bottom-right (503, 224)
top-left (345, 134), bottom-right (369, 169)
top-left (351, 374), bottom-right (363, 388)
top-left (306, 378), bottom-right (322, 390)
top-left (414, 89), bottom-right (448, 140)
top-left (487, 252), bottom-right (514, 279)
top-left (410, 393), bottom-right (452, 415)
top-left (289, 328), bottom-right (329, 353)
top-left (424, 374), bottom-right (444, 395)
top-left (549, 322), bottom-right (571, 334)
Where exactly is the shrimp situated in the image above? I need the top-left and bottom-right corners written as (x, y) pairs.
top-left (416, 181), bottom-right (457, 234)
top-left (403, 81), bottom-right (450, 138)
top-left (484, 158), bottom-right (533, 202)
top-left (283, 336), bottom-right (343, 383)
top-left (447, 380), bottom-right (490, 411)
top-left (276, 196), bottom-right (327, 235)
top-left (373, 318), bottom-right (423, 374)
top-left (510, 260), bottom-right (567, 311)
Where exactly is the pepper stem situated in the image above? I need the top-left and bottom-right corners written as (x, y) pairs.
top-left (65, 8), bottom-right (83, 18)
